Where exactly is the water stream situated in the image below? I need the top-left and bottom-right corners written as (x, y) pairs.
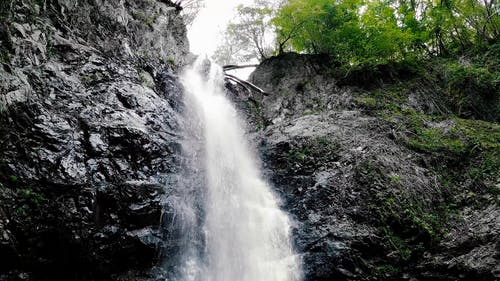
top-left (167, 58), bottom-right (301, 281)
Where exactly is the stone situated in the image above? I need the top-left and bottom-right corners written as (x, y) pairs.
top-left (0, 0), bottom-right (187, 280)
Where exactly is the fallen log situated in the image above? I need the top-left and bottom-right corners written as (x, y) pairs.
top-left (224, 73), bottom-right (268, 96)
top-left (222, 64), bottom-right (260, 71)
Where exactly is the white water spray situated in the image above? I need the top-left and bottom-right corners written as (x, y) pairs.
top-left (170, 58), bottom-right (302, 281)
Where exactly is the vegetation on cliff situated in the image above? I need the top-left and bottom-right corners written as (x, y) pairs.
top-left (247, 50), bottom-right (499, 280)
top-left (218, 0), bottom-right (498, 122)
top-left (244, 2), bottom-right (499, 273)
top-left (274, 0), bottom-right (498, 63)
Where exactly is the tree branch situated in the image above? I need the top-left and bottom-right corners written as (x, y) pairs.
top-left (223, 64), bottom-right (260, 71)
top-left (224, 73), bottom-right (268, 96)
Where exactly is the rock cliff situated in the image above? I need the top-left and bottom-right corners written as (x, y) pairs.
top-left (244, 53), bottom-right (499, 281)
top-left (0, 0), bottom-right (187, 280)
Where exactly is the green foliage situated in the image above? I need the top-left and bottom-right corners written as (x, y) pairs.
top-left (408, 125), bottom-right (469, 155)
top-left (244, 99), bottom-right (266, 130)
top-left (9, 175), bottom-right (18, 182)
top-left (272, 0), bottom-right (499, 67)
top-left (358, 69), bottom-right (498, 163)
top-left (385, 106), bottom-right (499, 170)
top-left (167, 57), bottom-right (176, 65)
top-left (273, 0), bottom-right (420, 65)
top-left (214, 0), bottom-right (276, 64)
top-left (0, 50), bottom-right (9, 64)
top-left (146, 16), bottom-right (155, 26)
top-left (159, 56), bottom-right (176, 66)
top-left (25, 0), bottom-right (45, 22)
top-left (388, 173), bottom-right (402, 184)
top-left (376, 96), bottom-right (499, 198)
top-left (444, 62), bottom-right (498, 96)
top-left (436, 48), bottom-right (500, 121)
top-left (81, 71), bottom-right (107, 86)
top-left (138, 70), bottom-right (155, 88)
top-left (374, 263), bottom-right (402, 276)
top-left (133, 10), bottom-right (158, 26)
top-left (287, 136), bottom-right (339, 162)
top-left (3, 175), bottom-right (48, 221)
top-left (360, 160), bottom-right (450, 260)
top-left (425, 0), bottom-right (499, 55)
top-left (351, 51), bottom-right (498, 121)
top-left (288, 147), bottom-right (309, 161)
top-left (382, 226), bottom-right (413, 260)
top-left (15, 205), bottom-right (29, 218)
top-left (283, 136), bottom-right (340, 174)
top-left (17, 187), bottom-right (47, 206)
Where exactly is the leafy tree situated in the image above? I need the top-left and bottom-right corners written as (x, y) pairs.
top-left (213, 0), bottom-right (498, 68)
top-left (423, 0), bottom-right (499, 55)
top-left (213, 0), bottom-right (278, 65)
top-left (272, 0), bottom-right (499, 65)
top-left (173, 0), bottom-right (205, 26)
top-left (274, 0), bottom-right (413, 65)
top-left (213, 23), bottom-right (256, 65)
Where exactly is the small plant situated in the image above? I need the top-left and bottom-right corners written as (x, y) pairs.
top-left (82, 72), bottom-right (104, 84)
top-left (388, 174), bottom-right (401, 184)
top-left (146, 16), bottom-right (155, 26)
top-left (289, 149), bottom-right (307, 160)
top-left (0, 48), bottom-right (10, 64)
top-left (83, 75), bottom-right (92, 82)
top-left (45, 29), bottom-right (55, 59)
top-left (382, 226), bottom-right (412, 261)
top-left (357, 96), bottom-right (377, 107)
top-left (167, 57), bottom-right (176, 65)
top-left (360, 160), bottom-right (451, 262)
top-left (375, 263), bottom-right (401, 276)
top-left (17, 187), bottom-right (47, 206)
top-left (135, 11), bottom-right (145, 21)
top-left (15, 205), bottom-right (29, 217)
top-left (284, 136), bottom-right (339, 174)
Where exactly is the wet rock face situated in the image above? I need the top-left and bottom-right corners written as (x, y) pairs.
top-left (245, 54), bottom-right (499, 281)
top-left (0, 0), bottom-right (187, 280)
top-left (248, 53), bottom-right (354, 124)
top-left (258, 113), bottom-right (431, 281)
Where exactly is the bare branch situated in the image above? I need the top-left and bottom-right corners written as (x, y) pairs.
top-left (224, 73), bottom-right (268, 96)
top-left (223, 64), bottom-right (260, 71)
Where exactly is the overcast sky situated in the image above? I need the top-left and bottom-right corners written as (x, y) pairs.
top-left (187, 0), bottom-right (253, 57)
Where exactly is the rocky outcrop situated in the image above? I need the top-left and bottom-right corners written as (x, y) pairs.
top-left (0, 0), bottom-right (188, 280)
top-left (244, 53), bottom-right (499, 281)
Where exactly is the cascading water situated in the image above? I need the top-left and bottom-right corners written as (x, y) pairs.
top-left (166, 57), bottom-right (302, 281)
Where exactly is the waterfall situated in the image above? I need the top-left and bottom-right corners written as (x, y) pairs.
top-left (166, 57), bottom-right (302, 281)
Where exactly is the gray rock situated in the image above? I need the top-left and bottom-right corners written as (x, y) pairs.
top-left (0, 0), bottom-right (187, 280)
top-left (240, 53), bottom-right (499, 281)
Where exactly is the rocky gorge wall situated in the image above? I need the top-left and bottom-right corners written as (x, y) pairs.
top-left (0, 0), bottom-right (188, 280)
top-left (237, 53), bottom-right (499, 281)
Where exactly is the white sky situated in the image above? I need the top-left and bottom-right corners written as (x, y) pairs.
top-left (188, 0), bottom-right (254, 57)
